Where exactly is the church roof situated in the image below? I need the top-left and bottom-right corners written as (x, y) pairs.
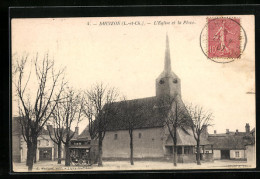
top-left (103, 95), bottom-right (193, 131)
top-left (79, 94), bottom-right (194, 138)
top-left (156, 71), bottom-right (180, 81)
top-left (156, 34), bottom-right (179, 80)
top-left (103, 96), bottom-right (165, 131)
top-left (165, 128), bottom-right (211, 146)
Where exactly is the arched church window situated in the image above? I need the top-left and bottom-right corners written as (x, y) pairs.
top-left (159, 79), bottom-right (164, 84)
top-left (173, 78), bottom-right (178, 83)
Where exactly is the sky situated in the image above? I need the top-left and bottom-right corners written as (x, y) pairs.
top-left (11, 15), bottom-right (255, 134)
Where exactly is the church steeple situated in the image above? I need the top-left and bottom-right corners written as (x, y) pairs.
top-left (156, 34), bottom-right (181, 98)
top-left (164, 34), bottom-right (172, 73)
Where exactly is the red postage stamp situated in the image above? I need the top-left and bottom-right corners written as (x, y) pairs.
top-left (208, 18), bottom-right (241, 59)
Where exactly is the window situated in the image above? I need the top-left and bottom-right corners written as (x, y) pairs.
top-left (235, 151), bottom-right (240, 157)
top-left (173, 78), bottom-right (178, 83)
top-left (138, 133), bottom-right (142, 139)
top-left (46, 140), bottom-right (49, 146)
top-left (38, 140), bottom-right (41, 146)
top-left (205, 151), bottom-right (209, 154)
top-left (184, 146), bottom-right (191, 154)
top-left (159, 79), bottom-right (164, 84)
top-left (177, 146), bottom-right (182, 154)
top-left (114, 134), bottom-right (118, 140)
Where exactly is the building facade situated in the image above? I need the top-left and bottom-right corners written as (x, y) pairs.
top-left (80, 35), bottom-right (212, 163)
top-left (12, 116), bottom-right (81, 163)
top-left (12, 117), bottom-right (22, 162)
top-left (19, 127), bottom-right (67, 162)
top-left (207, 124), bottom-right (255, 160)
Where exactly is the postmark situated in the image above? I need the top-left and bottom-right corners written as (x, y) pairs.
top-left (200, 17), bottom-right (247, 63)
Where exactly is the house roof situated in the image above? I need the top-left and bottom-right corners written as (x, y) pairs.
top-left (251, 127), bottom-right (255, 134)
top-left (12, 117), bottom-right (75, 138)
top-left (207, 133), bottom-right (254, 150)
top-left (78, 125), bottom-right (91, 139)
top-left (208, 131), bottom-right (248, 137)
top-left (41, 125), bottom-right (75, 137)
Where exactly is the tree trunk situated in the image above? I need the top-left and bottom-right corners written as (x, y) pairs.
top-left (173, 145), bottom-right (177, 166)
top-left (26, 145), bottom-right (30, 166)
top-left (65, 143), bottom-right (70, 166)
top-left (173, 126), bottom-right (177, 166)
top-left (27, 143), bottom-right (34, 171)
top-left (196, 139), bottom-right (201, 165)
top-left (130, 131), bottom-right (134, 165)
top-left (57, 142), bottom-right (62, 164)
top-left (33, 145), bottom-right (37, 163)
top-left (98, 136), bottom-right (103, 167)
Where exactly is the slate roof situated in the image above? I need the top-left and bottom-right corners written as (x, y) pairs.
top-left (78, 126), bottom-right (91, 139)
top-left (207, 132), bottom-right (254, 150)
top-left (12, 117), bottom-right (74, 137)
top-left (39, 125), bottom-right (75, 138)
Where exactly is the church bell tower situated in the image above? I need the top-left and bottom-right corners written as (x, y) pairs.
top-left (156, 34), bottom-right (181, 98)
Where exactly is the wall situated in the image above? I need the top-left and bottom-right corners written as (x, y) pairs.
top-left (230, 150), bottom-right (246, 159)
top-left (177, 154), bottom-right (196, 163)
top-left (213, 150), bottom-right (221, 160)
top-left (246, 144), bottom-right (256, 165)
top-left (103, 127), bottom-right (165, 159)
top-left (12, 134), bottom-right (21, 162)
top-left (202, 153), bottom-right (214, 162)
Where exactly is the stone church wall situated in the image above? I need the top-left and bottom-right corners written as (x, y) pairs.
top-left (102, 127), bottom-right (165, 159)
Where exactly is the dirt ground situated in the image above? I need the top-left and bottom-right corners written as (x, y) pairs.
top-left (12, 159), bottom-right (255, 172)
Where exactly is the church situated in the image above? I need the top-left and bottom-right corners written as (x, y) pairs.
top-left (81, 35), bottom-right (213, 163)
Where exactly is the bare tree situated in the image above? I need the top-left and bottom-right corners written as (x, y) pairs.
top-left (82, 96), bottom-right (98, 140)
top-left (47, 103), bottom-right (66, 164)
top-left (157, 95), bottom-right (191, 166)
top-left (119, 98), bottom-right (147, 165)
top-left (13, 54), bottom-right (65, 171)
top-left (53, 89), bottom-right (84, 166)
top-left (186, 104), bottom-right (213, 165)
top-left (86, 83), bottom-right (119, 167)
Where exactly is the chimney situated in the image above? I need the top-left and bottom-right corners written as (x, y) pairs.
top-left (75, 127), bottom-right (79, 136)
top-left (245, 123), bottom-right (250, 133)
top-left (202, 125), bottom-right (208, 133)
top-left (202, 125), bottom-right (208, 138)
top-left (214, 130), bottom-right (217, 134)
top-left (235, 129), bottom-right (239, 134)
top-left (226, 129), bottom-right (229, 134)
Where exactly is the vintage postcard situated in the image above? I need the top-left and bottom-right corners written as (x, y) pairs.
top-left (11, 15), bottom-right (255, 172)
